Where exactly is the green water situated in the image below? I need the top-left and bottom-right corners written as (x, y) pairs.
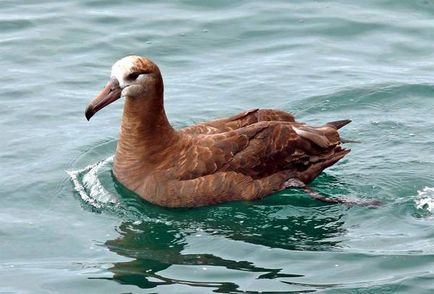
top-left (1, 0), bottom-right (434, 293)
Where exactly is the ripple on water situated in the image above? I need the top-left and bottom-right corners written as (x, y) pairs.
top-left (67, 156), bottom-right (119, 209)
top-left (414, 187), bottom-right (434, 214)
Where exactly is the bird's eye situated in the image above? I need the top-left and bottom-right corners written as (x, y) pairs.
top-left (127, 72), bottom-right (140, 80)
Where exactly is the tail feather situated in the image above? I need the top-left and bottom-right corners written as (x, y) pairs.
top-left (327, 119), bottom-right (351, 130)
top-left (298, 148), bottom-right (350, 184)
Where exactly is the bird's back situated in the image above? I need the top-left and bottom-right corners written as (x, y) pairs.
top-left (179, 108), bottom-right (295, 136)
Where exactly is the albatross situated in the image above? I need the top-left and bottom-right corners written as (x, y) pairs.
top-left (85, 55), bottom-right (380, 207)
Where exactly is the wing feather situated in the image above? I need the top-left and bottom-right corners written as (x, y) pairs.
top-left (175, 120), bottom-right (348, 183)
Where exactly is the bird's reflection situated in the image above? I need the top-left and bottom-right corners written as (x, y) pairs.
top-left (100, 173), bottom-right (347, 292)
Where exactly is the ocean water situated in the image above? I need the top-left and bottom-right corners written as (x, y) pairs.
top-left (1, 0), bottom-right (434, 293)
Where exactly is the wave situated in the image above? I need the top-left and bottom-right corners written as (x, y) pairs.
top-left (414, 186), bottom-right (434, 214)
top-left (66, 156), bottom-right (119, 209)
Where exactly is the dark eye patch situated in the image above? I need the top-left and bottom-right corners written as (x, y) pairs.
top-left (126, 72), bottom-right (141, 80)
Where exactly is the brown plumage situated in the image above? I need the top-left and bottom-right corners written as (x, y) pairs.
top-left (85, 56), bottom-right (377, 207)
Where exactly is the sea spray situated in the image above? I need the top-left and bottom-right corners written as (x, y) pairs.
top-left (67, 156), bottom-right (118, 208)
top-left (414, 187), bottom-right (434, 213)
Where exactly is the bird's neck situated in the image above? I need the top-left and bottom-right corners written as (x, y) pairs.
top-left (113, 92), bottom-right (178, 182)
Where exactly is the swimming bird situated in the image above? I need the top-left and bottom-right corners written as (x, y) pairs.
top-left (85, 56), bottom-right (377, 207)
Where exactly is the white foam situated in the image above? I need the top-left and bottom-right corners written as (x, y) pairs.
top-left (67, 156), bottom-right (119, 208)
top-left (414, 187), bottom-right (434, 213)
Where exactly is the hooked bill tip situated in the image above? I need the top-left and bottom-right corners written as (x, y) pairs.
top-left (85, 105), bottom-right (94, 121)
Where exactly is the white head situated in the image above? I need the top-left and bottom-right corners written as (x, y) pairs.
top-left (85, 56), bottom-right (163, 120)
